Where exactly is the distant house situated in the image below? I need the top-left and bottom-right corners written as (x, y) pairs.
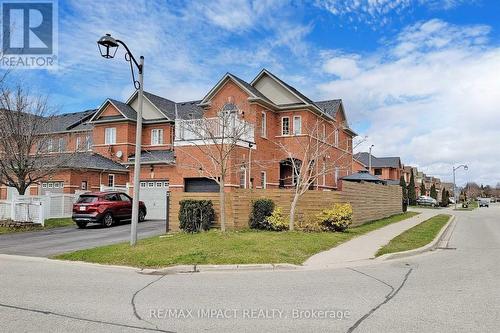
top-left (353, 152), bottom-right (402, 183)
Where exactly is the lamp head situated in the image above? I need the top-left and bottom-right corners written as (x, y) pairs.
top-left (464, 165), bottom-right (468, 171)
top-left (97, 34), bottom-right (119, 59)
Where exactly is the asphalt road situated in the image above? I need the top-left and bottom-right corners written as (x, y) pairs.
top-left (1, 205), bottom-right (499, 332)
top-left (0, 219), bottom-right (166, 257)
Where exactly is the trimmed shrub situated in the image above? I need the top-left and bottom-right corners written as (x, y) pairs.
top-left (315, 203), bottom-right (353, 232)
top-left (179, 199), bottom-right (215, 233)
top-left (266, 207), bottom-right (288, 231)
top-left (249, 198), bottom-right (275, 230)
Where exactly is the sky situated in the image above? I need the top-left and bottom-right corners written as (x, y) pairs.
top-left (10, 0), bottom-right (500, 186)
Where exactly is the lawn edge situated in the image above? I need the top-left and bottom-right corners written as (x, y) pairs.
top-left (377, 214), bottom-right (455, 261)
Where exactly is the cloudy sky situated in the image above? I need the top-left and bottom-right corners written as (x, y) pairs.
top-left (14, 0), bottom-right (500, 186)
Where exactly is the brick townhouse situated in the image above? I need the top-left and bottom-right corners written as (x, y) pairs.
top-left (1, 69), bottom-right (357, 219)
top-left (352, 152), bottom-right (402, 184)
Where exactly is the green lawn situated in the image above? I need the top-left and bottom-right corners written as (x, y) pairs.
top-left (0, 218), bottom-right (74, 235)
top-left (376, 214), bottom-right (451, 257)
top-left (54, 212), bottom-right (419, 268)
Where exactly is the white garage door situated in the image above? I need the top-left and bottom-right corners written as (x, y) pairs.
top-left (139, 180), bottom-right (169, 220)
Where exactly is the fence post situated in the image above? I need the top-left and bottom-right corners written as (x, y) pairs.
top-left (39, 201), bottom-right (45, 226)
top-left (10, 196), bottom-right (16, 221)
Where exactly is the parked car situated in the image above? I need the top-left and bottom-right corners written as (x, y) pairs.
top-left (416, 195), bottom-right (438, 207)
top-left (478, 198), bottom-right (490, 208)
top-left (448, 197), bottom-right (456, 204)
top-left (490, 197), bottom-right (497, 203)
top-left (72, 192), bottom-right (147, 228)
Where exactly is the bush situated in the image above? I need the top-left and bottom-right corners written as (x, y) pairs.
top-left (315, 203), bottom-right (353, 232)
top-left (249, 198), bottom-right (275, 230)
top-left (265, 207), bottom-right (288, 231)
top-left (179, 200), bottom-right (215, 233)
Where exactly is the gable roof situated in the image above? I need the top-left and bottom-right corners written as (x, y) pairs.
top-left (314, 99), bottom-right (342, 118)
top-left (354, 152), bottom-right (402, 168)
top-left (41, 109), bottom-right (96, 133)
top-left (90, 98), bottom-right (137, 122)
top-left (200, 72), bottom-right (275, 106)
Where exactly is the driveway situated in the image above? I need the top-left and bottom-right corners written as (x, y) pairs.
top-left (0, 219), bottom-right (166, 257)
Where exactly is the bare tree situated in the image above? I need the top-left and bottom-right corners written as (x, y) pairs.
top-left (273, 118), bottom-right (362, 230)
top-left (174, 101), bottom-right (254, 231)
top-left (0, 84), bottom-right (74, 195)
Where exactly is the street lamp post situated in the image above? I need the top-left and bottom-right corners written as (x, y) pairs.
top-left (453, 164), bottom-right (468, 210)
top-left (368, 144), bottom-right (374, 174)
top-left (97, 34), bottom-right (144, 246)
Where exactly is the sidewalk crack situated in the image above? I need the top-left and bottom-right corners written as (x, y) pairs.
top-left (346, 267), bottom-right (413, 333)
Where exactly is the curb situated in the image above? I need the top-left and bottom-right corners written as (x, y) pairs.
top-left (377, 215), bottom-right (456, 261)
top-left (139, 263), bottom-right (301, 275)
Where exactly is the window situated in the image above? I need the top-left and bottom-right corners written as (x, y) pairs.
top-left (81, 181), bottom-right (87, 190)
top-left (108, 174), bottom-right (115, 187)
top-left (260, 171), bottom-right (267, 189)
top-left (47, 138), bottom-right (53, 152)
top-left (335, 167), bottom-right (340, 185)
top-left (281, 117), bottom-right (290, 136)
top-left (119, 193), bottom-right (131, 202)
top-left (58, 138), bottom-right (65, 152)
top-left (239, 168), bottom-right (247, 189)
top-left (322, 124), bottom-right (326, 141)
top-left (105, 128), bottom-right (116, 144)
top-left (151, 129), bottom-right (163, 145)
top-left (374, 168), bottom-right (382, 176)
top-left (261, 112), bottom-right (267, 138)
top-left (76, 136), bottom-right (81, 151)
top-left (140, 182), bottom-right (146, 188)
top-left (293, 116), bottom-right (302, 135)
top-left (85, 135), bottom-right (92, 150)
top-left (334, 129), bottom-right (339, 147)
top-left (155, 181), bottom-right (162, 187)
top-left (105, 193), bottom-right (119, 201)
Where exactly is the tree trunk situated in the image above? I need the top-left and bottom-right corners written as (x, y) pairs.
top-left (289, 192), bottom-right (300, 231)
top-left (219, 178), bottom-right (226, 232)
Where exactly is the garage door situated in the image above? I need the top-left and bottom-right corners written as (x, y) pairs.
top-left (139, 180), bottom-right (168, 220)
top-left (40, 181), bottom-right (64, 195)
top-left (184, 178), bottom-right (220, 192)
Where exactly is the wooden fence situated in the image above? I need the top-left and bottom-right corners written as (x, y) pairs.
top-left (168, 181), bottom-right (403, 230)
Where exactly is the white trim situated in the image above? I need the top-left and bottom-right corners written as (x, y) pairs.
top-left (151, 128), bottom-right (164, 145)
top-left (335, 129), bottom-right (339, 147)
top-left (261, 111), bottom-right (267, 138)
top-left (293, 115), bottom-right (302, 135)
top-left (108, 174), bottom-right (115, 187)
top-left (260, 171), bottom-right (267, 189)
top-left (104, 127), bottom-right (117, 145)
top-left (281, 116), bottom-right (290, 136)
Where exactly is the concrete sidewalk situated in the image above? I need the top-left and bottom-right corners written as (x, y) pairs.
top-left (303, 208), bottom-right (447, 268)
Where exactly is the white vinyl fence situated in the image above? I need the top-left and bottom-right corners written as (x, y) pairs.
top-left (0, 192), bottom-right (81, 226)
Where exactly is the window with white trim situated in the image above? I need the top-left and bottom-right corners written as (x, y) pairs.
top-left (108, 174), bottom-right (115, 187)
top-left (76, 136), bottom-right (81, 151)
top-left (86, 135), bottom-right (92, 150)
top-left (58, 137), bottom-right (65, 152)
top-left (293, 116), bottom-right (302, 135)
top-left (151, 129), bottom-right (164, 145)
top-left (335, 129), bottom-right (339, 147)
top-left (47, 138), bottom-right (53, 152)
top-left (281, 117), bottom-right (290, 136)
top-left (261, 112), bottom-right (267, 138)
top-left (260, 171), bottom-right (267, 189)
top-left (239, 168), bottom-right (247, 189)
top-left (335, 167), bottom-right (340, 185)
top-left (322, 124), bottom-right (326, 141)
top-left (105, 128), bottom-right (116, 145)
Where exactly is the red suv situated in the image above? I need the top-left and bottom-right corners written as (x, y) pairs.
top-left (72, 192), bottom-right (147, 229)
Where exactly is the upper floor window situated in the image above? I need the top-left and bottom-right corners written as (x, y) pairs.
top-left (374, 168), bottom-right (382, 176)
top-left (260, 171), bottom-right (267, 189)
top-left (46, 138), bottom-right (53, 152)
top-left (322, 124), bottom-right (326, 141)
top-left (293, 116), bottom-right (302, 135)
top-left (76, 136), bottom-right (82, 151)
top-left (151, 129), bottom-right (164, 145)
top-left (261, 112), bottom-right (267, 138)
top-left (86, 135), bottom-right (93, 150)
top-left (334, 129), bottom-right (339, 147)
top-left (105, 128), bottom-right (116, 145)
top-left (57, 137), bottom-right (65, 152)
top-left (281, 117), bottom-right (290, 136)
